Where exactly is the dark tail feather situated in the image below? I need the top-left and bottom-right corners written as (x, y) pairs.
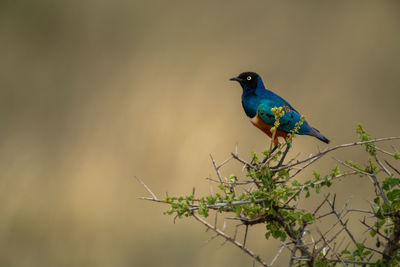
top-left (310, 127), bottom-right (330, 144)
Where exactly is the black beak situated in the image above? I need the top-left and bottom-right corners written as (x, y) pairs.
top-left (229, 77), bottom-right (243, 82)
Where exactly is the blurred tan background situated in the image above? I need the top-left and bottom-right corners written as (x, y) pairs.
top-left (1, 0), bottom-right (400, 266)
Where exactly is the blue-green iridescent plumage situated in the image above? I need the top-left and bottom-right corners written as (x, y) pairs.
top-left (232, 72), bottom-right (329, 144)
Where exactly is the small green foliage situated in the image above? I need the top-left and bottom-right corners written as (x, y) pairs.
top-left (198, 199), bottom-right (209, 217)
top-left (164, 194), bottom-right (194, 218)
top-left (265, 220), bottom-right (287, 242)
top-left (351, 243), bottom-right (370, 258)
top-left (331, 164), bottom-right (340, 177)
top-left (341, 249), bottom-right (350, 255)
top-left (383, 176), bottom-right (400, 190)
top-left (387, 189), bottom-right (400, 201)
top-left (229, 174), bottom-right (237, 183)
top-left (367, 158), bottom-right (379, 174)
top-left (302, 212), bottom-right (314, 222)
top-left (278, 169), bottom-right (289, 180)
top-left (251, 151), bottom-right (259, 164)
top-left (394, 152), bottom-right (400, 160)
top-left (313, 170), bottom-right (321, 180)
top-left (357, 124), bottom-right (376, 156)
top-left (370, 229), bottom-right (376, 237)
top-left (304, 187), bottom-right (310, 198)
top-left (218, 184), bottom-right (226, 191)
top-left (345, 160), bottom-right (365, 177)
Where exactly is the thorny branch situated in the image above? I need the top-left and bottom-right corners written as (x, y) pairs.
top-left (138, 134), bottom-right (400, 266)
top-left (273, 136), bottom-right (400, 172)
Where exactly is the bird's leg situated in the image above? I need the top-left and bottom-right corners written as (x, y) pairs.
top-left (275, 143), bottom-right (290, 168)
top-left (261, 145), bottom-right (278, 163)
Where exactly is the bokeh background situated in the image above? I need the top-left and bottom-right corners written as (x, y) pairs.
top-left (1, 1), bottom-right (400, 266)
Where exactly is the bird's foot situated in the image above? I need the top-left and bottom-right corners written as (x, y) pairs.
top-left (270, 144), bottom-right (290, 170)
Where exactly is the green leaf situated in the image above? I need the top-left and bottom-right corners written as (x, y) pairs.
top-left (302, 213), bottom-right (314, 222)
top-left (377, 219), bottom-right (386, 229)
top-left (271, 230), bottom-right (281, 239)
top-left (376, 207), bottom-right (384, 219)
top-left (218, 184), bottom-right (226, 191)
top-left (370, 230), bottom-right (376, 237)
top-left (331, 164), bottom-right (340, 177)
top-left (356, 125), bottom-right (377, 155)
top-left (355, 243), bottom-right (364, 254)
top-left (265, 231), bottom-right (271, 239)
top-left (278, 169), bottom-right (289, 179)
top-left (313, 170), bottom-right (321, 180)
top-left (235, 207), bottom-right (242, 216)
top-left (384, 176), bottom-right (400, 190)
top-left (391, 199), bottom-right (400, 209)
top-left (268, 208), bottom-right (277, 216)
top-left (387, 189), bottom-right (400, 201)
top-left (198, 199), bottom-right (209, 217)
top-left (341, 249), bottom-right (350, 254)
top-left (279, 231), bottom-right (287, 242)
top-left (292, 180), bottom-right (301, 187)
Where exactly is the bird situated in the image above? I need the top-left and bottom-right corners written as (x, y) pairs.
top-left (230, 71), bottom-right (329, 165)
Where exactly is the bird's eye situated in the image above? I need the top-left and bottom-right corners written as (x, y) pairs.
top-left (247, 76), bottom-right (252, 81)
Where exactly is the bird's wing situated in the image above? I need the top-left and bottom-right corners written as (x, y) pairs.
top-left (261, 89), bottom-right (299, 113)
top-left (256, 99), bottom-right (305, 133)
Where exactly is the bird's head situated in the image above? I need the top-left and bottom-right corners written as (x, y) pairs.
top-left (230, 72), bottom-right (261, 90)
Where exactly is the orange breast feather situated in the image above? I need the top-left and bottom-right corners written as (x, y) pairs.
top-left (250, 113), bottom-right (288, 146)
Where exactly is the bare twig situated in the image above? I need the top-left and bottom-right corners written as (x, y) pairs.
top-left (139, 197), bottom-right (164, 203)
top-left (333, 157), bottom-right (390, 205)
top-left (231, 152), bottom-right (255, 169)
top-left (201, 233), bottom-right (219, 247)
top-left (326, 196), bottom-right (359, 249)
top-left (345, 209), bottom-right (374, 215)
top-left (210, 154), bottom-right (224, 184)
top-left (312, 194), bottom-right (331, 216)
top-left (384, 160), bottom-right (400, 175)
top-left (359, 218), bottom-right (389, 241)
top-left (192, 213), bottom-right (269, 267)
top-left (273, 137), bottom-right (400, 172)
top-left (206, 177), bottom-right (256, 185)
top-left (316, 228), bottom-right (347, 266)
top-left (270, 245), bottom-right (284, 266)
top-left (135, 176), bottom-right (157, 199)
top-left (375, 146), bottom-right (396, 157)
top-left (243, 225), bottom-right (249, 247)
top-left (375, 156), bottom-right (392, 176)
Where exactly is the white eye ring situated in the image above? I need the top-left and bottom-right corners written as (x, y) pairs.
top-left (247, 76), bottom-right (252, 80)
